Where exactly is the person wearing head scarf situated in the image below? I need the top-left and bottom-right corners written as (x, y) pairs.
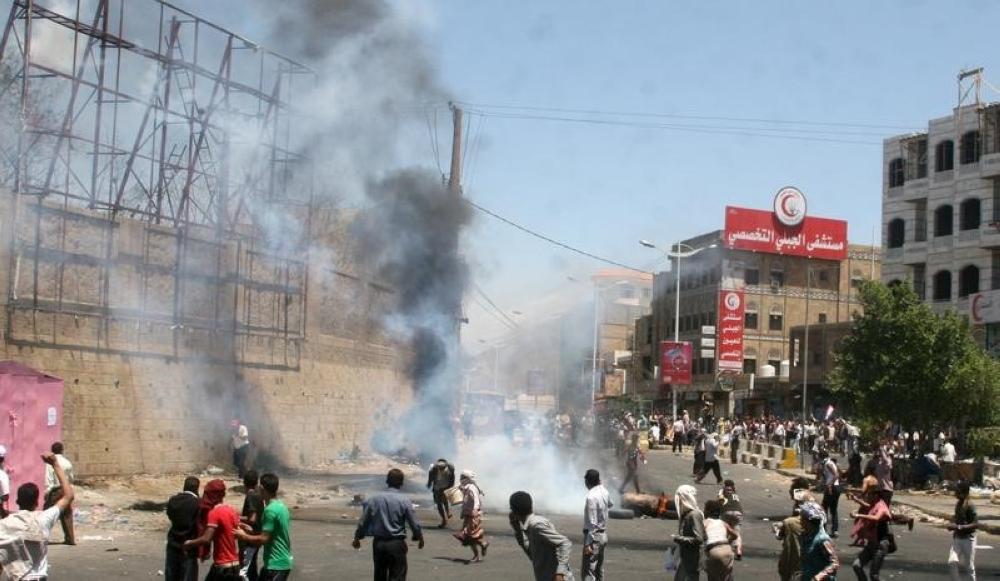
top-left (672, 484), bottom-right (705, 580)
top-left (800, 501), bottom-right (840, 580)
top-left (185, 479), bottom-right (242, 580)
top-left (453, 470), bottom-right (488, 562)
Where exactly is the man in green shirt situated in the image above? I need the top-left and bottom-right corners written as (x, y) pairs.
top-left (236, 473), bottom-right (293, 581)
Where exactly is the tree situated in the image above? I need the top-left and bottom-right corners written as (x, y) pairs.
top-left (829, 281), bottom-right (1000, 446)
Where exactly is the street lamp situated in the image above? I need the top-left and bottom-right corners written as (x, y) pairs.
top-left (639, 239), bottom-right (718, 422)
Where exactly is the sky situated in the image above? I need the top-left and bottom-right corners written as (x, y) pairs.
top-left (21, 0), bottom-right (1000, 351)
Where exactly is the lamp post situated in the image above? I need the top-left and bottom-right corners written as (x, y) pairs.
top-left (640, 240), bottom-right (717, 422)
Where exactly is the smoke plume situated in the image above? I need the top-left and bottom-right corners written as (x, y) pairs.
top-left (355, 169), bottom-right (471, 459)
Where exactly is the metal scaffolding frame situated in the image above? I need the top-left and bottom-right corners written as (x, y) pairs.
top-left (0, 0), bottom-right (313, 227)
top-left (0, 0), bottom-right (316, 369)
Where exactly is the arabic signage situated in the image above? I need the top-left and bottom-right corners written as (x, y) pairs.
top-left (717, 289), bottom-right (745, 372)
top-left (970, 290), bottom-right (1000, 324)
top-left (660, 341), bottom-right (692, 385)
top-left (723, 206), bottom-right (847, 260)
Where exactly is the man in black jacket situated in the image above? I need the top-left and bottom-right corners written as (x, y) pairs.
top-left (426, 459), bottom-right (455, 528)
top-left (165, 477), bottom-right (201, 581)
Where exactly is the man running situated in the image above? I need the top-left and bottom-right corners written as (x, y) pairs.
top-left (509, 491), bottom-right (573, 581)
top-left (947, 480), bottom-right (978, 580)
top-left (426, 458), bottom-right (455, 528)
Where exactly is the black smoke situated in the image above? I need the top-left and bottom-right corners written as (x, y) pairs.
top-left (356, 169), bottom-right (471, 460)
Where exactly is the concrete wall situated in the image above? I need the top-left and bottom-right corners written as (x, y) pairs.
top-left (0, 195), bottom-right (412, 476)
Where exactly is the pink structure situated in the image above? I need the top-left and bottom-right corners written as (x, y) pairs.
top-left (0, 362), bottom-right (64, 498)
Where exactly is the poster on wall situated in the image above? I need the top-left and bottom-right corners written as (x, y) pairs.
top-left (660, 341), bottom-right (692, 385)
top-left (717, 289), bottom-right (745, 372)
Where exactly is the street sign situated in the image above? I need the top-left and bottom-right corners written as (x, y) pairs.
top-left (701, 337), bottom-right (716, 348)
top-left (701, 325), bottom-right (716, 335)
top-left (700, 349), bottom-right (715, 359)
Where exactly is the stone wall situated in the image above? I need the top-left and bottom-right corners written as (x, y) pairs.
top-left (0, 194), bottom-right (413, 476)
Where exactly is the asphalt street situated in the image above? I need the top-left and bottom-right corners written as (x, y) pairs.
top-left (49, 448), bottom-right (1000, 580)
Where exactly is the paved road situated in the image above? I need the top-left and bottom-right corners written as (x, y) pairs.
top-left (49, 447), bottom-right (1000, 580)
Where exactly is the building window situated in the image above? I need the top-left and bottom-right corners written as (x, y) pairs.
top-left (936, 140), bottom-right (954, 172)
top-left (767, 358), bottom-right (781, 371)
top-left (745, 268), bottom-right (760, 285)
top-left (642, 287), bottom-right (652, 299)
top-left (960, 130), bottom-right (981, 165)
top-left (888, 157), bottom-right (905, 188)
top-left (887, 218), bottom-right (905, 248)
top-left (914, 199), bottom-right (928, 242)
top-left (769, 308), bottom-right (783, 331)
top-left (744, 310), bottom-right (759, 330)
top-left (812, 351), bottom-right (823, 366)
top-left (933, 270), bottom-right (952, 302)
top-left (912, 263), bottom-right (926, 300)
top-left (960, 198), bottom-right (982, 231)
top-left (993, 252), bottom-right (1000, 291)
top-left (959, 265), bottom-right (980, 297)
top-left (818, 312), bottom-right (827, 323)
top-left (704, 358), bottom-right (714, 374)
top-left (770, 263), bottom-right (785, 288)
top-left (934, 205), bottom-right (954, 237)
top-left (645, 323), bottom-right (653, 345)
top-left (743, 358), bottom-right (757, 374)
top-left (620, 285), bottom-right (636, 299)
top-left (993, 179), bottom-right (1000, 223)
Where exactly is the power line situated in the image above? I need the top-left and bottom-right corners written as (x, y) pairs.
top-left (464, 110), bottom-right (883, 146)
top-left (464, 198), bottom-right (652, 274)
top-left (472, 281), bottom-right (521, 329)
top-left (470, 285), bottom-right (520, 330)
top-left (455, 101), bottom-right (919, 131)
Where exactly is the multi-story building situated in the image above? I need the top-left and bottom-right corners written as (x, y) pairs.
top-left (633, 196), bottom-right (880, 419)
top-left (881, 96), bottom-right (1000, 352)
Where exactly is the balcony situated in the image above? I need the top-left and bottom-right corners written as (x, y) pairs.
top-left (884, 247), bottom-right (903, 262)
top-left (957, 229), bottom-right (983, 247)
top-left (902, 178), bottom-right (929, 201)
top-left (930, 236), bottom-right (954, 253)
top-left (982, 221), bottom-right (1000, 249)
top-left (982, 152), bottom-right (1000, 177)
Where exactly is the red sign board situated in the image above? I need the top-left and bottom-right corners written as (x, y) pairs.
top-left (660, 341), bottom-right (692, 385)
top-left (717, 289), bottom-right (745, 372)
top-left (723, 206), bottom-right (847, 260)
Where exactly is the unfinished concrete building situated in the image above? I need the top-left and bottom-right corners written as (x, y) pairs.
top-left (0, 0), bottom-right (412, 475)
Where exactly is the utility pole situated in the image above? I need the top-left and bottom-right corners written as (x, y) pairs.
top-left (448, 102), bottom-right (462, 196)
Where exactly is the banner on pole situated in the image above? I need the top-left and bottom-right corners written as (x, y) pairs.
top-left (717, 289), bottom-right (745, 372)
top-left (660, 341), bottom-right (692, 385)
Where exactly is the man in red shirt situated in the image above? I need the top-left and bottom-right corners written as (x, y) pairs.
top-left (184, 479), bottom-right (241, 580)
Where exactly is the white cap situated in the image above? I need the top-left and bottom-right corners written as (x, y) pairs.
top-left (0, 445), bottom-right (8, 457)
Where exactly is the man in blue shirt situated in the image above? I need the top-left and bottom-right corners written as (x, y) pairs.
top-left (353, 469), bottom-right (424, 581)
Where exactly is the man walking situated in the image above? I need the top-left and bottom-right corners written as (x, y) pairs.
top-left (353, 468), bottom-right (424, 581)
top-left (695, 433), bottom-right (723, 484)
top-left (236, 473), bottom-right (293, 581)
top-left (672, 416), bottom-right (686, 453)
top-left (183, 479), bottom-right (242, 580)
top-left (820, 451), bottom-right (842, 538)
top-left (43, 441), bottom-right (75, 545)
top-left (947, 480), bottom-right (978, 580)
top-left (0, 452), bottom-right (75, 581)
top-left (582, 470), bottom-right (611, 581)
top-left (240, 470), bottom-right (265, 581)
top-left (165, 477), bottom-right (201, 581)
top-left (426, 458), bottom-right (455, 528)
top-left (509, 491), bottom-right (574, 581)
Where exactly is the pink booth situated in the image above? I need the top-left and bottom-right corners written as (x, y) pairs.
top-left (0, 362), bottom-right (64, 498)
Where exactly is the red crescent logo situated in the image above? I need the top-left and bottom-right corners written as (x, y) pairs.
top-left (781, 193), bottom-right (797, 217)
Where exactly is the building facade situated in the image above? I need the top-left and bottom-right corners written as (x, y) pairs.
top-left (881, 103), bottom-right (1000, 316)
top-left (633, 207), bottom-right (879, 419)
